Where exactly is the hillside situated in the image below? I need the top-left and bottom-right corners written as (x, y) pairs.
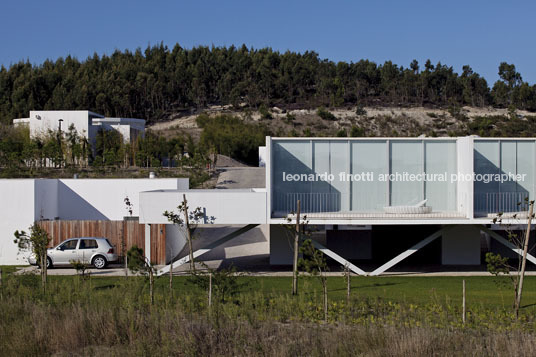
top-left (2, 44), bottom-right (536, 126)
top-left (149, 105), bottom-right (536, 139)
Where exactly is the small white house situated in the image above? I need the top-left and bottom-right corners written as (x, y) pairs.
top-left (13, 110), bottom-right (145, 148)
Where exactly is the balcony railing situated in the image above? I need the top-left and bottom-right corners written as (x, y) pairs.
top-left (474, 192), bottom-right (529, 216)
top-left (281, 192), bottom-right (340, 214)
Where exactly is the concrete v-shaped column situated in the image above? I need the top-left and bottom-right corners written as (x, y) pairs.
top-left (481, 226), bottom-right (536, 265)
top-left (156, 224), bottom-right (259, 276)
top-left (311, 239), bottom-right (367, 275)
top-left (369, 226), bottom-right (453, 276)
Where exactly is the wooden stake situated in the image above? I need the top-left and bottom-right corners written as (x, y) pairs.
top-left (208, 272), bottom-right (212, 308)
top-left (183, 194), bottom-right (195, 273)
top-left (292, 200), bottom-right (301, 295)
top-left (462, 279), bottom-right (466, 324)
top-left (169, 260), bottom-right (173, 297)
top-left (346, 267), bottom-right (351, 305)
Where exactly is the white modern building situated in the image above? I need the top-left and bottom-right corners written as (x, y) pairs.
top-left (1, 136), bottom-right (536, 275)
top-left (13, 110), bottom-right (146, 148)
top-left (139, 136), bottom-right (536, 275)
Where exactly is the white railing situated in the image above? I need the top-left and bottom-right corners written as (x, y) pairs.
top-left (474, 192), bottom-right (529, 215)
top-left (282, 192), bottom-right (340, 213)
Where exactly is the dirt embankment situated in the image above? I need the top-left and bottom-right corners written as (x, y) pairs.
top-left (149, 105), bottom-right (535, 137)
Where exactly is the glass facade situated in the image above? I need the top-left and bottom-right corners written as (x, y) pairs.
top-left (474, 140), bottom-right (535, 214)
top-left (272, 139), bottom-right (457, 215)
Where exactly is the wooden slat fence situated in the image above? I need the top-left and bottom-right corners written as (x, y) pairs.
top-left (38, 220), bottom-right (166, 265)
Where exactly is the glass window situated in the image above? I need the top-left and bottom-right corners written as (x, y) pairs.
top-left (351, 141), bottom-right (388, 211)
top-left (390, 141), bottom-right (423, 206)
top-left (60, 240), bottom-right (78, 250)
top-left (425, 141), bottom-right (457, 211)
top-left (80, 239), bottom-right (98, 249)
top-left (272, 140), bottom-right (313, 214)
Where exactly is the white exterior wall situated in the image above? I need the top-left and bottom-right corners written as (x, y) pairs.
top-left (258, 146), bottom-right (266, 167)
top-left (0, 180), bottom-right (36, 265)
top-left (165, 225), bottom-right (187, 263)
top-left (140, 189), bottom-right (267, 225)
top-left (0, 178), bottom-right (189, 265)
top-left (441, 225), bottom-right (481, 265)
top-left (29, 110), bottom-right (93, 138)
top-left (34, 179), bottom-right (59, 220)
top-left (58, 178), bottom-right (188, 220)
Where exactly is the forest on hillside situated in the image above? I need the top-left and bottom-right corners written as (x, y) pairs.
top-left (1, 43), bottom-right (535, 124)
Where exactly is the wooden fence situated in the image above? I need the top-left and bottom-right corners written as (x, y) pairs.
top-left (38, 220), bottom-right (167, 265)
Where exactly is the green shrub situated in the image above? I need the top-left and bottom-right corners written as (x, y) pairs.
top-left (317, 107), bottom-right (337, 121)
top-left (259, 104), bottom-right (273, 120)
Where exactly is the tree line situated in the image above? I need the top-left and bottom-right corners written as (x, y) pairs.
top-left (1, 44), bottom-right (535, 125)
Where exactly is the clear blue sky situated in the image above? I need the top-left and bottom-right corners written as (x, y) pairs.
top-left (1, 0), bottom-right (535, 85)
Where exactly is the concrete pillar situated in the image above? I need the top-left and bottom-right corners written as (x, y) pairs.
top-left (145, 223), bottom-right (151, 263)
top-left (442, 225), bottom-right (481, 265)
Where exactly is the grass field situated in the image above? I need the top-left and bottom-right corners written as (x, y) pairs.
top-left (1, 267), bottom-right (536, 355)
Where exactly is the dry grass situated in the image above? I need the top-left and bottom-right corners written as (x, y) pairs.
top-left (2, 274), bottom-right (536, 356)
top-left (4, 303), bottom-right (536, 356)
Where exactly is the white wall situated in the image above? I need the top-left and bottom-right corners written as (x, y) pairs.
top-left (0, 180), bottom-right (36, 265)
top-left (258, 146), bottom-right (266, 167)
top-left (35, 179), bottom-right (59, 220)
top-left (442, 225), bottom-right (481, 265)
top-left (139, 189), bottom-right (267, 225)
top-left (0, 178), bottom-right (189, 265)
top-left (58, 178), bottom-right (189, 220)
top-left (165, 225), bottom-right (187, 263)
top-left (29, 111), bottom-right (91, 139)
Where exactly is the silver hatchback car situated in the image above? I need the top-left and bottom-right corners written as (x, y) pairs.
top-left (29, 237), bottom-right (118, 269)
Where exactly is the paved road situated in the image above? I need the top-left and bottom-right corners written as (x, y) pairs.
top-left (216, 167), bottom-right (265, 189)
top-left (15, 264), bottom-right (536, 277)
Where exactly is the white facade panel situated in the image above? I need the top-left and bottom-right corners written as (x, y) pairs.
top-left (139, 190), bottom-right (267, 225)
top-left (58, 178), bottom-right (188, 220)
top-left (0, 180), bottom-right (37, 265)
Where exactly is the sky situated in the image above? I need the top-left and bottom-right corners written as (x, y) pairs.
top-left (1, 0), bottom-right (535, 85)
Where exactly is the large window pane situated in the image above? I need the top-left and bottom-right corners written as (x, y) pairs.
top-left (425, 141), bottom-right (456, 211)
top-left (390, 141), bottom-right (423, 206)
top-left (351, 141), bottom-right (388, 211)
top-left (272, 141), bottom-right (312, 214)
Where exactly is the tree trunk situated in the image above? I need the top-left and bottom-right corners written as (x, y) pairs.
top-left (149, 268), bottom-right (154, 305)
top-left (462, 279), bottom-right (466, 324)
top-left (323, 278), bottom-right (328, 323)
top-left (183, 194), bottom-right (195, 273)
top-left (346, 267), bottom-right (351, 306)
top-left (515, 201), bottom-right (534, 317)
top-left (292, 200), bottom-right (301, 295)
top-left (169, 260), bottom-right (173, 297)
top-left (42, 251), bottom-right (47, 294)
top-left (208, 272), bottom-right (212, 309)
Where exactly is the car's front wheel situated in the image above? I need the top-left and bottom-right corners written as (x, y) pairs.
top-left (46, 257), bottom-right (52, 269)
top-left (92, 255), bottom-right (107, 269)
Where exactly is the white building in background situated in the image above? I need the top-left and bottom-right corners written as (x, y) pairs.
top-left (13, 110), bottom-right (145, 147)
